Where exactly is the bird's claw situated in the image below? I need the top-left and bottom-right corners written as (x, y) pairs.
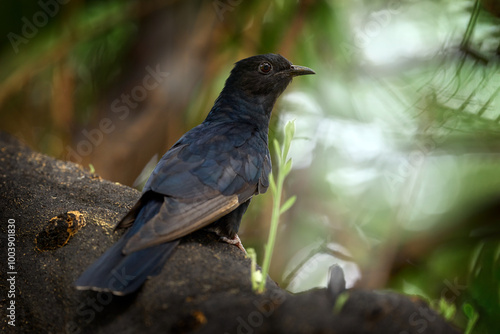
top-left (220, 234), bottom-right (247, 254)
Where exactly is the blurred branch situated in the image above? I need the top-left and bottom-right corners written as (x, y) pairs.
top-left (0, 0), bottom-right (178, 108)
top-left (460, 0), bottom-right (482, 51)
top-left (460, 0), bottom-right (490, 64)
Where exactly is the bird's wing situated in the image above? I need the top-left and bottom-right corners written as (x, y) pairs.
top-left (122, 123), bottom-right (270, 254)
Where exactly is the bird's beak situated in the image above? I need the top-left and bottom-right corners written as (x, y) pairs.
top-left (289, 65), bottom-right (315, 76)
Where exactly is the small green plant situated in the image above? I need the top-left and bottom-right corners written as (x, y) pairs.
top-left (332, 292), bottom-right (350, 314)
top-left (251, 120), bottom-right (297, 293)
top-left (247, 248), bottom-right (262, 291)
top-left (434, 298), bottom-right (456, 321)
top-left (88, 163), bottom-right (95, 174)
top-left (463, 303), bottom-right (479, 334)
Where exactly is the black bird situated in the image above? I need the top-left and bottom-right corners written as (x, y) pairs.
top-left (75, 53), bottom-right (315, 295)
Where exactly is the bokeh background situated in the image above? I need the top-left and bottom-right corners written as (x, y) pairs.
top-left (1, 0), bottom-right (499, 332)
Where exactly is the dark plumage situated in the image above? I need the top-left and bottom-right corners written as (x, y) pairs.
top-left (75, 53), bottom-right (315, 295)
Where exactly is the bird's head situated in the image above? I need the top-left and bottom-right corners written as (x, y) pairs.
top-left (224, 53), bottom-right (315, 100)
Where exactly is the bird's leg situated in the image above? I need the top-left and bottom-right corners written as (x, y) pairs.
top-left (205, 201), bottom-right (251, 254)
top-left (203, 224), bottom-right (247, 253)
top-left (219, 234), bottom-right (247, 253)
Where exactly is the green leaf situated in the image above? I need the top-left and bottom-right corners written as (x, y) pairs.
top-left (269, 173), bottom-right (277, 193)
top-left (463, 303), bottom-right (475, 318)
top-left (280, 195), bottom-right (296, 214)
top-left (247, 248), bottom-right (262, 292)
top-left (438, 298), bottom-right (456, 320)
top-left (252, 269), bottom-right (263, 286)
top-left (283, 158), bottom-right (293, 176)
top-left (284, 120), bottom-right (296, 142)
top-left (283, 120), bottom-right (295, 160)
top-left (273, 138), bottom-right (281, 164)
top-left (332, 292), bottom-right (350, 314)
top-left (463, 303), bottom-right (479, 334)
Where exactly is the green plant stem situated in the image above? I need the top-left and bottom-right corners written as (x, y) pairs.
top-left (253, 120), bottom-right (295, 294)
top-left (258, 171), bottom-right (285, 293)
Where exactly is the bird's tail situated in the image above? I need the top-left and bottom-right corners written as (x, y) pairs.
top-left (75, 194), bottom-right (179, 295)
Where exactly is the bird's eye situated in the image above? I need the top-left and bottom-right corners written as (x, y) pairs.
top-left (258, 62), bottom-right (272, 74)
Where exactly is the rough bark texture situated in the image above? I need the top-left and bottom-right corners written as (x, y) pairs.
top-left (0, 132), bottom-right (461, 334)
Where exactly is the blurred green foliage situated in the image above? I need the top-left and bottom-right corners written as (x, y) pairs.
top-left (0, 0), bottom-right (499, 332)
